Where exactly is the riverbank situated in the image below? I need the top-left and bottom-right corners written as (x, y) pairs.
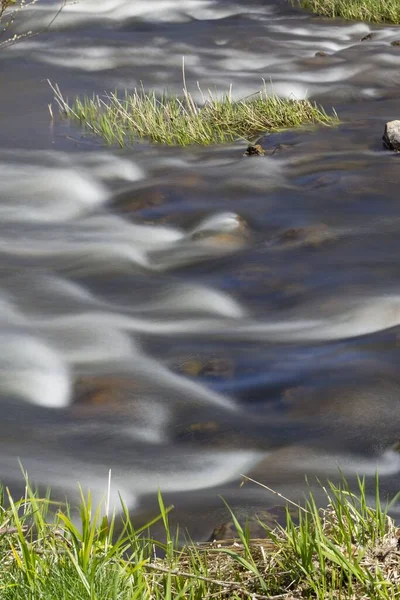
top-left (292, 0), bottom-right (400, 24)
top-left (0, 476), bottom-right (398, 599)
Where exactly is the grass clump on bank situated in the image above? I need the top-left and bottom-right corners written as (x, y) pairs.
top-left (291, 0), bottom-right (400, 24)
top-left (50, 79), bottom-right (336, 147)
top-left (0, 474), bottom-right (400, 599)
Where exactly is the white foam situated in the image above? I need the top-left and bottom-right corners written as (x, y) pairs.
top-left (61, 0), bottom-right (215, 23)
top-left (0, 238), bottom-right (151, 272)
top-left (0, 452), bottom-right (138, 513)
top-left (16, 0), bottom-right (273, 30)
top-left (121, 400), bottom-right (170, 444)
top-left (0, 334), bottom-right (71, 408)
top-left (37, 319), bottom-right (135, 365)
top-left (284, 64), bottom-right (360, 84)
top-left (264, 81), bottom-right (309, 100)
top-left (370, 52), bottom-right (400, 66)
top-left (231, 296), bottom-right (400, 342)
top-left (217, 51), bottom-right (282, 72)
top-left (0, 446), bottom-right (264, 514)
top-left (0, 164), bottom-right (108, 221)
top-left (40, 42), bottom-right (202, 71)
top-left (144, 449), bottom-right (265, 494)
top-left (131, 294), bottom-right (400, 344)
top-left (30, 275), bottom-right (99, 306)
top-left (10, 0), bottom-right (213, 32)
top-left (6, 0), bottom-right (400, 107)
top-left (0, 150), bottom-right (144, 184)
top-left (78, 214), bottom-right (184, 247)
top-left (188, 212), bottom-right (245, 236)
top-left (0, 209), bottom-right (249, 272)
top-left (140, 284), bottom-right (245, 318)
top-left (0, 295), bottom-right (26, 324)
top-left (75, 153), bottom-right (145, 182)
top-left (22, 308), bottom-right (237, 410)
top-left (269, 22), bottom-right (369, 41)
top-left (362, 87), bottom-right (380, 98)
top-left (40, 314), bottom-right (237, 410)
top-left (127, 349), bottom-right (238, 411)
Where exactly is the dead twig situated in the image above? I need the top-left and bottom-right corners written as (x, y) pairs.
top-left (240, 475), bottom-right (310, 514)
top-left (0, 0), bottom-right (67, 49)
top-left (0, 526), bottom-right (28, 535)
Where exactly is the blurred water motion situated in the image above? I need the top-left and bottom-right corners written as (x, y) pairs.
top-left (1, 0), bottom-right (400, 538)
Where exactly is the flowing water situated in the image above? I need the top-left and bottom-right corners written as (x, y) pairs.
top-left (1, 0), bottom-right (400, 539)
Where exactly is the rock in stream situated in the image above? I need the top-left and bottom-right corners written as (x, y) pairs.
top-left (383, 120), bottom-right (400, 151)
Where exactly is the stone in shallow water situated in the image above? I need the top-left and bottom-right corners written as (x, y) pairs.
top-left (268, 143), bottom-right (295, 156)
top-left (391, 40), bottom-right (400, 47)
top-left (360, 33), bottom-right (374, 42)
top-left (383, 120), bottom-right (400, 151)
top-left (277, 223), bottom-right (336, 248)
top-left (243, 144), bottom-right (265, 157)
top-left (112, 175), bottom-right (203, 216)
top-left (207, 505), bottom-right (292, 541)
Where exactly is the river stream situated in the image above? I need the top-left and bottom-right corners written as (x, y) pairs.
top-left (1, 0), bottom-right (400, 540)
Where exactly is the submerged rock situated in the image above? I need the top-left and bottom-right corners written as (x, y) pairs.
top-left (383, 120), bottom-right (400, 151)
top-left (391, 40), bottom-right (400, 46)
top-left (207, 505), bottom-right (291, 541)
top-left (360, 33), bottom-right (374, 42)
top-left (177, 356), bottom-right (234, 379)
top-left (112, 175), bottom-right (203, 216)
top-left (254, 132), bottom-right (297, 156)
top-left (243, 144), bottom-right (265, 157)
top-left (268, 143), bottom-right (295, 156)
top-left (315, 51), bottom-right (329, 57)
top-left (277, 223), bottom-right (336, 248)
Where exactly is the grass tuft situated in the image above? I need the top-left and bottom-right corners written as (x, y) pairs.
top-left (292, 0), bottom-right (400, 24)
top-left (49, 78), bottom-right (337, 147)
top-left (0, 473), bottom-right (399, 599)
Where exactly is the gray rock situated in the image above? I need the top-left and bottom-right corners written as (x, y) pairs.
top-left (383, 120), bottom-right (400, 151)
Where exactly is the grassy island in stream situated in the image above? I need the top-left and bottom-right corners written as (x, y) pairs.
top-left (291, 0), bottom-right (400, 25)
top-left (51, 81), bottom-right (337, 147)
top-left (0, 475), bottom-right (399, 599)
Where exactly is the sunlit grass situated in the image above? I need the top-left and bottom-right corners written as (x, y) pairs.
top-left (50, 78), bottom-right (337, 147)
top-left (292, 0), bottom-right (400, 24)
top-left (0, 472), bottom-right (399, 599)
